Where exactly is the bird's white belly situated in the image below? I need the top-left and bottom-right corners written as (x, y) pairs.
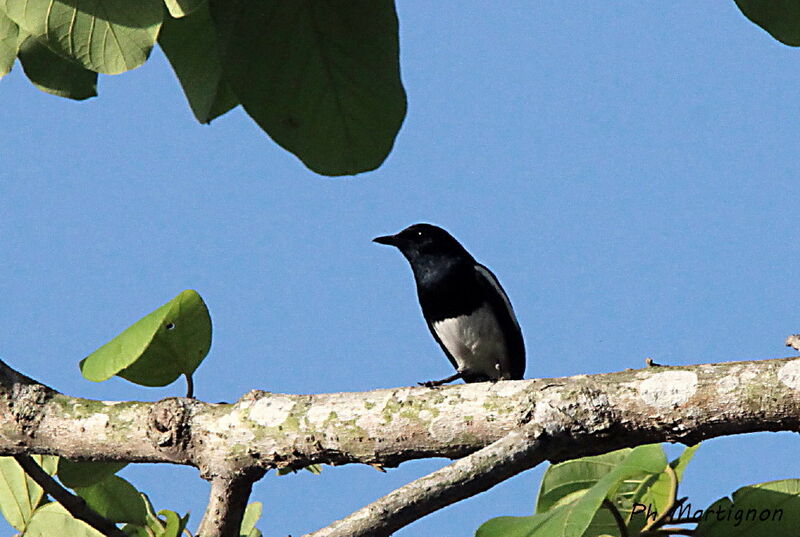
top-left (432, 304), bottom-right (510, 379)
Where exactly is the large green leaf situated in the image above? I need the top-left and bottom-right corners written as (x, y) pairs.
top-left (210, 0), bottom-right (407, 176)
top-left (57, 459), bottom-right (127, 489)
top-left (0, 9), bottom-right (18, 77)
top-left (478, 445), bottom-right (667, 537)
top-left (25, 502), bottom-right (104, 537)
top-left (735, 1), bottom-right (800, 46)
top-left (17, 36), bottom-right (97, 100)
top-left (75, 475), bottom-right (147, 525)
top-left (159, 3), bottom-right (237, 124)
top-left (696, 479), bottom-right (800, 537)
top-left (80, 289), bottom-right (212, 387)
top-left (0, 455), bottom-right (57, 532)
top-left (0, 0), bottom-right (162, 74)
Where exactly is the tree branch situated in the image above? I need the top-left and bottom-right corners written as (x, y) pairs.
top-left (13, 455), bottom-right (127, 537)
top-left (196, 471), bottom-right (264, 537)
top-left (300, 418), bottom-right (549, 537)
top-left (4, 356), bottom-right (800, 474)
top-left (2, 356), bottom-right (800, 536)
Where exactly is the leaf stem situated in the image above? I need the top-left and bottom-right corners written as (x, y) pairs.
top-left (185, 373), bottom-right (194, 399)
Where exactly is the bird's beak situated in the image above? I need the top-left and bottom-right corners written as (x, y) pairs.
top-left (373, 233), bottom-right (399, 246)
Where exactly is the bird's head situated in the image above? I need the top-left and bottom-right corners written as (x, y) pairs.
top-left (373, 223), bottom-right (472, 264)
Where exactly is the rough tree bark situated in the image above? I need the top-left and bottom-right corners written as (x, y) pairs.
top-left (1, 355), bottom-right (799, 537)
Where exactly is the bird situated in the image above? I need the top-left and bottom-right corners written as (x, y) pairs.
top-left (373, 223), bottom-right (525, 386)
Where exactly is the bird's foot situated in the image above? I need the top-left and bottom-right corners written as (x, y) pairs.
top-left (418, 380), bottom-right (440, 388)
top-left (418, 372), bottom-right (462, 387)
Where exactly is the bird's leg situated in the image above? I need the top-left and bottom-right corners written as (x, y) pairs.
top-left (418, 372), bottom-right (462, 388)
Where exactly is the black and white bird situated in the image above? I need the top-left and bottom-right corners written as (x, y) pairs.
top-left (374, 223), bottom-right (525, 386)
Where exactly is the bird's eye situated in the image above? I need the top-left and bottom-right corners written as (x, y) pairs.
top-left (417, 230), bottom-right (423, 237)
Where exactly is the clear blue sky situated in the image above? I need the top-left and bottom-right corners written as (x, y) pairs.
top-left (2, 2), bottom-right (800, 536)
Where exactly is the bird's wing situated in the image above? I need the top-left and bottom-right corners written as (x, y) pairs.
top-left (425, 316), bottom-right (462, 373)
top-left (474, 264), bottom-right (526, 379)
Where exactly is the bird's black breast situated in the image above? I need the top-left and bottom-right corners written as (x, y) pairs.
top-left (414, 263), bottom-right (484, 322)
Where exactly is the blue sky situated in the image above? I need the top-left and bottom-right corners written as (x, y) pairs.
top-left (3, 2), bottom-right (800, 535)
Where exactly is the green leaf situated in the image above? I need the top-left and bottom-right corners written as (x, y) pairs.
top-left (695, 479), bottom-right (800, 537)
top-left (75, 475), bottom-right (147, 525)
top-left (210, 0), bottom-right (407, 176)
top-left (80, 289), bottom-right (212, 388)
top-left (142, 493), bottom-right (163, 529)
top-left (0, 455), bottom-right (56, 532)
top-left (57, 459), bottom-right (127, 489)
top-left (536, 448), bottom-right (632, 513)
top-left (304, 464), bottom-right (322, 475)
top-left (536, 445), bottom-right (675, 537)
top-left (0, 0), bottom-right (162, 74)
top-left (276, 463), bottom-right (322, 477)
top-left (734, 0), bottom-right (800, 46)
top-left (0, 9), bottom-right (19, 77)
top-left (122, 523), bottom-right (151, 537)
top-left (670, 443), bottom-right (699, 480)
top-left (240, 502), bottom-right (262, 537)
top-left (478, 510), bottom-right (565, 537)
top-left (164, 0), bottom-right (205, 18)
top-left (119, 493), bottom-right (190, 537)
top-left (627, 443), bottom-right (699, 532)
top-left (478, 445), bottom-right (666, 537)
top-left (534, 443), bottom-right (699, 537)
top-left (158, 509), bottom-right (184, 537)
top-left (24, 502), bottom-right (104, 537)
top-left (39, 456), bottom-right (58, 476)
top-left (159, 3), bottom-right (237, 124)
top-left (180, 513), bottom-right (191, 536)
top-left (124, 507), bottom-right (188, 537)
top-left (17, 36), bottom-right (97, 100)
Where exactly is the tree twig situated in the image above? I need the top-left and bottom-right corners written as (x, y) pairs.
top-left (13, 455), bottom-right (127, 537)
top-left (300, 419), bottom-right (550, 537)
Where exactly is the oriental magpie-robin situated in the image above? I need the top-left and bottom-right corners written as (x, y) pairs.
top-left (374, 223), bottom-right (525, 386)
